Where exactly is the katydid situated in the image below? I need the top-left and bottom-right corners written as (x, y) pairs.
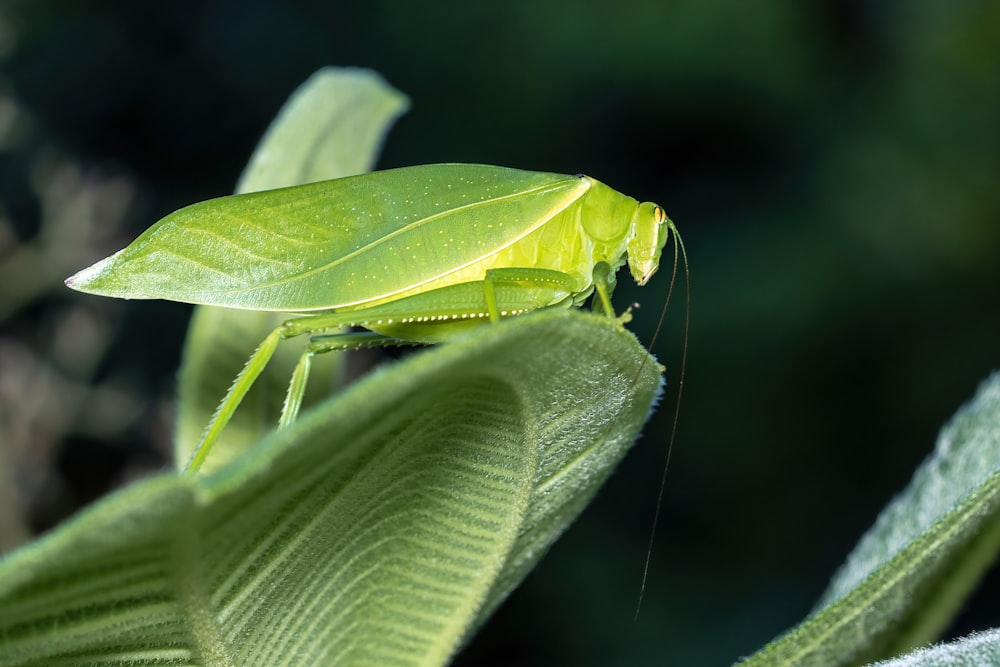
top-left (66, 163), bottom-right (686, 473)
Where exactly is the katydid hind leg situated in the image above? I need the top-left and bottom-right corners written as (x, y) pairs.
top-left (187, 273), bottom-right (581, 474)
top-left (279, 351), bottom-right (312, 429)
top-left (482, 266), bottom-right (579, 320)
top-left (185, 311), bottom-right (348, 474)
top-left (278, 330), bottom-right (425, 427)
top-left (482, 278), bottom-right (500, 322)
top-left (185, 326), bottom-right (286, 474)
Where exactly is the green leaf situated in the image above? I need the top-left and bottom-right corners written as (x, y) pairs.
top-left (741, 372), bottom-right (1000, 667)
top-left (174, 67), bottom-right (409, 471)
top-left (865, 628), bottom-right (1000, 666)
top-left (236, 66), bottom-right (410, 194)
top-left (0, 310), bottom-right (661, 666)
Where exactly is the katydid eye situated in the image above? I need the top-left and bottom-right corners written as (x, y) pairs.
top-left (653, 206), bottom-right (666, 224)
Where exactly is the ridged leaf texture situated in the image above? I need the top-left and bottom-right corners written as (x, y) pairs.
top-left (0, 309), bottom-right (662, 666)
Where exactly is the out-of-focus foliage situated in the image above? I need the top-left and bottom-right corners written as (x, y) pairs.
top-left (0, 2), bottom-right (997, 665)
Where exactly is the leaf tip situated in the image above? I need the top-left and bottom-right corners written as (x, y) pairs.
top-left (65, 252), bottom-right (128, 298)
top-left (65, 261), bottom-right (99, 293)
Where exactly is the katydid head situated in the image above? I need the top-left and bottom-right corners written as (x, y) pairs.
top-left (627, 202), bottom-right (673, 286)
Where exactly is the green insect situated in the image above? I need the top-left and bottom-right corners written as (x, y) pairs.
top-left (67, 163), bottom-right (685, 473)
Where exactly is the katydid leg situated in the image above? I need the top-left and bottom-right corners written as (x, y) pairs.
top-left (278, 331), bottom-right (417, 427)
top-left (279, 352), bottom-right (311, 430)
top-left (185, 326), bottom-right (285, 473)
top-left (186, 274), bottom-right (582, 474)
top-left (589, 262), bottom-right (618, 318)
top-left (482, 267), bottom-right (578, 323)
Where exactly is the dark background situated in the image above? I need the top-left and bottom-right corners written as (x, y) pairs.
top-left (1, 1), bottom-right (998, 664)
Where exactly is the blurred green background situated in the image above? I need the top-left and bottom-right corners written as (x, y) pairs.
top-left (1, 1), bottom-right (998, 664)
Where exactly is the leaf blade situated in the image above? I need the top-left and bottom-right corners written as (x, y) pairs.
top-left (0, 310), bottom-right (661, 666)
top-left (863, 628), bottom-right (1000, 667)
top-left (236, 66), bottom-right (409, 193)
top-left (740, 372), bottom-right (1000, 667)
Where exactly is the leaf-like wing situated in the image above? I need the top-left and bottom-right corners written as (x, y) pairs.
top-left (67, 165), bottom-right (587, 311)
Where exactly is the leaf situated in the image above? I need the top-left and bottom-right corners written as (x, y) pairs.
top-left (174, 67), bottom-right (408, 471)
top-left (236, 66), bottom-right (410, 194)
top-left (864, 628), bottom-right (1000, 667)
top-left (0, 310), bottom-right (662, 666)
top-left (740, 372), bottom-right (1000, 667)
